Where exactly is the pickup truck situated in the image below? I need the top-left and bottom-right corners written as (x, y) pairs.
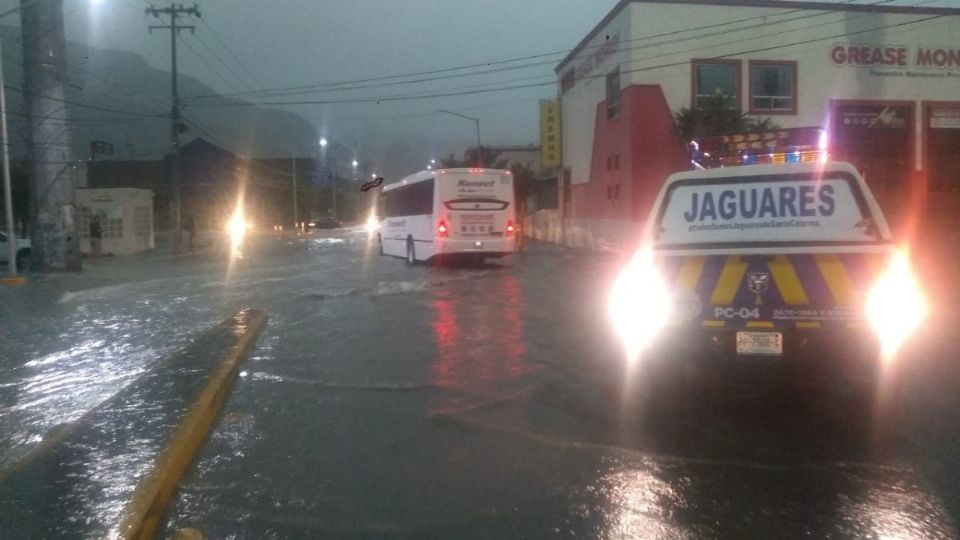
top-left (0, 231), bottom-right (31, 272)
top-left (609, 161), bottom-right (926, 407)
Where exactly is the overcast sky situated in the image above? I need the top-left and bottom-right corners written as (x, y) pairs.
top-left (53, 0), bottom-right (959, 161)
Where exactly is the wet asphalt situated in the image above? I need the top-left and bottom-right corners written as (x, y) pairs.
top-left (1, 228), bottom-right (958, 538)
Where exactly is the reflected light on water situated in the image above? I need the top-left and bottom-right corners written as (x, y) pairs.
top-left (597, 466), bottom-right (690, 539)
top-left (840, 482), bottom-right (955, 540)
top-left (2, 318), bottom-right (155, 463)
top-left (429, 273), bottom-right (532, 412)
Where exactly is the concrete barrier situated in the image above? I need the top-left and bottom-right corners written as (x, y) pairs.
top-left (116, 308), bottom-right (268, 540)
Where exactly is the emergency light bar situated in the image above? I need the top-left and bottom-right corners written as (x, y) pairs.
top-left (690, 127), bottom-right (827, 169)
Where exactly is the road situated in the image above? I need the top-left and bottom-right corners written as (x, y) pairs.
top-left (1, 227), bottom-right (958, 538)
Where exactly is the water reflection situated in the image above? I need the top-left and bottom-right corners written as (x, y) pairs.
top-left (430, 272), bottom-right (532, 412)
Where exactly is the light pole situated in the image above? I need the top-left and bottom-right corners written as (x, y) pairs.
top-left (437, 109), bottom-right (481, 167)
top-left (1, 38), bottom-right (15, 277)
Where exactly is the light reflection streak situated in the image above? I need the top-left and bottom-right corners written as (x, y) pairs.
top-left (840, 481), bottom-right (955, 540)
top-left (598, 466), bottom-right (690, 539)
top-left (359, 193), bottom-right (382, 279)
top-left (429, 273), bottom-right (531, 414)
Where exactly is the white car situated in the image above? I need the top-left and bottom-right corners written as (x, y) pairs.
top-left (0, 231), bottom-right (32, 271)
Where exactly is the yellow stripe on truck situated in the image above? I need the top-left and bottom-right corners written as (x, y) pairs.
top-left (674, 255), bottom-right (706, 290)
top-left (767, 255), bottom-right (809, 305)
top-left (710, 256), bottom-right (748, 305)
top-left (746, 321), bottom-right (775, 328)
top-left (814, 254), bottom-right (857, 306)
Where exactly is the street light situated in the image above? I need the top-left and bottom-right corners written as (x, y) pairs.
top-left (351, 159), bottom-right (358, 168)
top-left (319, 137), bottom-right (328, 148)
top-left (437, 109), bottom-right (481, 167)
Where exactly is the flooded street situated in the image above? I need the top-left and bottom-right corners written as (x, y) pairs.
top-left (1, 228), bottom-right (958, 538)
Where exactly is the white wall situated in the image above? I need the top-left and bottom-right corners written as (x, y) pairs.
top-left (77, 188), bottom-right (155, 255)
top-left (625, 3), bottom-right (960, 125)
top-left (559, 6), bottom-right (633, 187)
top-left (558, 2), bottom-right (960, 189)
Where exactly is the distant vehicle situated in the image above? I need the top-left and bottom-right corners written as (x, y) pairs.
top-left (611, 155), bottom-right (926, 410)
top-left (0, 231), bottom-right (31, 272)
top-left (377, 168), bottom-right (516, 264)
top-left (310, 217), bottom-right (343, 230)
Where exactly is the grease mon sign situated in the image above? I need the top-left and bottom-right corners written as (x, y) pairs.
top-left (831, 44), bottom-right (960, 70)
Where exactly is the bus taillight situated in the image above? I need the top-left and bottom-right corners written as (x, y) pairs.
top-left (506, 220), bottom-right (515, 236)
top-left (438, 220), bottom-right (449, 237)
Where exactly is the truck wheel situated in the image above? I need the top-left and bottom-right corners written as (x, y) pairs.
top-left (405, 238), bottom-right (415, 265)
top-left (15, 249), bottom-right (30, 272)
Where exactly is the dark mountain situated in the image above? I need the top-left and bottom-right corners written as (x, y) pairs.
top-left (0, 26), bottom-right (318, 161)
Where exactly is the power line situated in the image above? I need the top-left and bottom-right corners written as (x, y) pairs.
top-left (186, 12), bottom-right (948, 109)
top-left (3, 84), bottom-right (168, 117)
top-left (0, 33), bottom-right (172, 116)
top-left (200, 18), bottom-right (262, 89)
top-left (190, 32), bottom-right (254, 92)
top-left (183, 0), bottom-right (923, 101)
top-left (180, 0), bottom-right (884, 102)
top-left (5, 110), bottom-right (148, 124)
top-left (178, 34), bottom-right (247, 95)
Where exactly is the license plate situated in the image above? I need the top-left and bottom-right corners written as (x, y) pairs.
top-left (736, 332), bottom-right (783, 356)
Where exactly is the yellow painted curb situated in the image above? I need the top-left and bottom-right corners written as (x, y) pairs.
top-left (116, 308), bottom-right (268, 540)
top-left (0, 276), bottom-right (27, 286)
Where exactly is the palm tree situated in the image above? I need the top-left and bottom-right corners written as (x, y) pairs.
top-left (674, 91), bottom-right (777, 141)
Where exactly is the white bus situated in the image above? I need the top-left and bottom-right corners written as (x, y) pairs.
top-left (377, 168), bottom-right (516, 264)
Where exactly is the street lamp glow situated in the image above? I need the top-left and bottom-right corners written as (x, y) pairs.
top-left (352, 159), bottom-right (359, 168)
top-left (319, 137), bottom-right (328, 148)
top-left (371, 173), bottom-right (377, 179)
top-left (430, 159), bottom-right (436, 164)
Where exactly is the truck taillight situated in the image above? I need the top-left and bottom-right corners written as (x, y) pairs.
top-left (438, 220), bottom-right (448, 237)
top-left (506, 220), bottom-right (515, 235)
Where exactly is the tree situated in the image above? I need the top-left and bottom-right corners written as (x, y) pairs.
top-left (509, 162), bottom-right (535, 215)
top-left (674, 91), bottom-right (777, 141)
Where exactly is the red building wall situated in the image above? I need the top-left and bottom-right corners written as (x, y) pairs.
top-left (570, 85), bottom-right (690, 226)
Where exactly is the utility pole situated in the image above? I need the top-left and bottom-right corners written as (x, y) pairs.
top-left (291, 157), bottom-right (298, 229)
top-left (146, 3), bottom-right (200, 253)
top-left (331, 159), bottom-right (337, 220)
top-left (1, 38), bottom-right (17, 277)
top-left (21, 0), bottom-right (80, 272)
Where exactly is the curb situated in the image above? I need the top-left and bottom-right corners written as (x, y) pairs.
top-left (116, 308), bottom-right (268, 540)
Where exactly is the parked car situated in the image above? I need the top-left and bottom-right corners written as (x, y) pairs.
top-left (0, 231), bottom-right (32, 271)
top-left (311, 217), bottom-right (343, 230)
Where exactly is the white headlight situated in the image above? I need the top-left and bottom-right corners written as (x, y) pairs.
top-left (608, 249), bottom-right (672, 361)
top-left (866, 250), bottom-right (927, 359)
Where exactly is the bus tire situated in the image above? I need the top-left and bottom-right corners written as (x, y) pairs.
top-left (405, 238), bottom-right (415, 265)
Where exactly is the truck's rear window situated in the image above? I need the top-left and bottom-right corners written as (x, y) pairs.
top-left (655, 171), bottom-right (884, 248)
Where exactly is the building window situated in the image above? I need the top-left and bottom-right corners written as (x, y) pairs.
top-left (692, 60), bottom-right (740, 109)
top-left (606, 68), bottom-right (620, 119)
top-left (606, 154), bottom-right (620, 171)
top-left (750, 61), bottom-right (796, 114)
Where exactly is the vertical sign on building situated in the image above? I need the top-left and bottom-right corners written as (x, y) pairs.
top-left (540, 100), bottom-right (562, 169)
